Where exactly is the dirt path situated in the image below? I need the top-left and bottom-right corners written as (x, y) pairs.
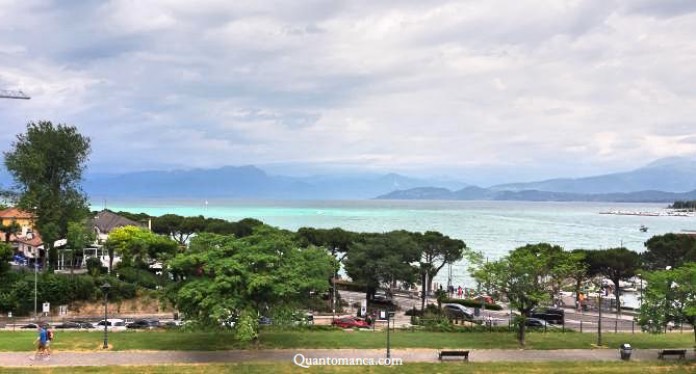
top-left (0, 348), bottom-right (688, 367)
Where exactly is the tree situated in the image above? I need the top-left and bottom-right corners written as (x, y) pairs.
top-left (642, 234), bottom-right (696, 271)
top-left (66, 221), bottom-right (95, 274)
top-left (0, 242), bottom-right (12, 277)
top-left (344, 231), bottom-right (421, 303)
top-left (586, 248), bottom-right (641, 313)
top-left (105, 226), bottom-right (177, 270)
top-left (639, 263), bottom-right (696, 343)
top-left (167, 228), bottom-right (334, 331)
top-left (152, 214), bottom-right (206, 246)
top-left (413, 231), bottom-right (466, 311)
top-left (473, 243), bottom-right (574, 346)
top-left (3, 121), bottom-right (91, 270)
top-left (0, 220), bottom-right (21, 242)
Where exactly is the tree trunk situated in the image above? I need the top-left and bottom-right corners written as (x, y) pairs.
top-left (613, 276), bottom-right (621, 314)
top-left (518, 320), bottom-right (526, 347)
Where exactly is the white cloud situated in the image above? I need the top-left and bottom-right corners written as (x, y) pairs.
top-left (1, 0), bottom-right (696, 181)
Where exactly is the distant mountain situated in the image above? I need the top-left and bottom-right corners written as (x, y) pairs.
top-left (377, 187), bottom-right (696, 203)
top-left (81, 165), bottom-right (466, 200)
top-left (490, 157), bottom-right (696, 194)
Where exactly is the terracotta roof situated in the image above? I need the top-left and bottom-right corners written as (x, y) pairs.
top-left (90, 210), bottom-right (145, 234)
top-left (0, 207), bottom-right (35, 220)
top-left (13, 232), bottom-right (43, 246)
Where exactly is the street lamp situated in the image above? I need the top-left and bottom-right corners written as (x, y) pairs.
top-left (386, 311), bottom-right (395, 359)
top-left (101, 282), bottom-right (111, 349)
top-left (664, 266), bottom-right (672, 334)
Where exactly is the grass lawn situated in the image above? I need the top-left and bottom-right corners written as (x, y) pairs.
top-left (1, 329), bottom-right (694, 352)
top-left (1, 362), bottom-right (696, 374)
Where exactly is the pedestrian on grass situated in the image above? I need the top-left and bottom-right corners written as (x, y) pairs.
top-left (30, 323), bottom-right (48, 361)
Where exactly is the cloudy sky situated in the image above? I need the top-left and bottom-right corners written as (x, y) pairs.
top-left (1, 0), bottom-right (696, 184)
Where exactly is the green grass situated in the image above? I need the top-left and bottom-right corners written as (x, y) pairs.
top-left (0, 329), bottom-right (694, 352)
top-left (1, 362), bottom-right (696, 374)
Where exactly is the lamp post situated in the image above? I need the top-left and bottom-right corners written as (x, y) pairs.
top-left (664, 266), bottom-right (672, 334)
top-left (101, 282), bottom-right (111, 349)
top-left (386, 311), bottom-right (394, 359)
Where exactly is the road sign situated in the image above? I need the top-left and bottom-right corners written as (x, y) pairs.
top-left (42, 302), bottom-right (50, 313)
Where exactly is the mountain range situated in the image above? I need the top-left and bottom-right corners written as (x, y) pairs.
top-left (1, 157), bottom-right (696, 202)
top-left (378, 157), bottom-right (696, 202)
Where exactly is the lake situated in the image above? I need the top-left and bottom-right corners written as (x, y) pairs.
top-left (93, 198), bottom-right (695, 290)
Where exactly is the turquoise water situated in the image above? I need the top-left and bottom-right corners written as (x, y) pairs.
top-left (93, 198), bottom-right (696, 287)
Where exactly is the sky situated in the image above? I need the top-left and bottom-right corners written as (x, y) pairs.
top-left (1, 0), bottom-right (696, 185)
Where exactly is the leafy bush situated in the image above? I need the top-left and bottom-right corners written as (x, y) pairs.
top-left (115, 266), bottom-right (163, 290)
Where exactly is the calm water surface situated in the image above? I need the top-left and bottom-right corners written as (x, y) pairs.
top-left (94, 198), bottom-right (696, 288)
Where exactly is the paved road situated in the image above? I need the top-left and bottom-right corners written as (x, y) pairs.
top-left (0, 348), bottom-right (691, 367)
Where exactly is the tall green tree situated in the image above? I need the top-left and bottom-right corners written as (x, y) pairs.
top-left (105, 226), bottom-right (177, 269)
top-left (639, 263), bottom-right (696, 343)
top-left (3, 121), bottom-right (91, 270)
top-left (66, 221), bottom-right (95, 274)
top-left (473, 243), bottom-right (574, 346)
top-left (642, 233), bottom-right (696, 271)
top-left (586, 248), bottom-right (641, 313)
top-left (413, 231), bottom-right (466, 310)
top-left (167, 228), bottom-right (334, 330)
top-left (344, 230), bottom-right (421, 302)
top-left (0, 242), bottom-right (12, 277)
top-left (152, 214), bottom-right (206, 246)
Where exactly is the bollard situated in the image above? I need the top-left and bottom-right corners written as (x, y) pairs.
top-left (580, 320), bottom-right (583, 333)
top-left (615, 319), bottom-right (618, 333)
top-left (632, 320), bottom-right (634, 334)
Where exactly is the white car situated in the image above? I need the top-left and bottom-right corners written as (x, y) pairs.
top-left (96, 319), bottom-right (127, 331)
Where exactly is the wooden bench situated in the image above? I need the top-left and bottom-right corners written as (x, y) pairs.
top-left (658, 349), bottom-right (687, 360)
top-left (438, 350), bottom-right (469, 361)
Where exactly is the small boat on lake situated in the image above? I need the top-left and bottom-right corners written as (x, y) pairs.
top-left (640, 225), bottom-right (648, 232)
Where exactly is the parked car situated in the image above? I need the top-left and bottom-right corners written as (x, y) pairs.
top-left (531, 308), bottom-right (564, 325)
top-left (127, 319), bottom-right (162, 329)
top-left (20, 323), bottom-right (39, 329)
top-left (371, 289), bottom-right (392, 302)
top-left (524, 318), bottom-right (555, 329)
top-left (96, 319), bottom-right (127, 331)
top-left (331, 316), bottom-right (370, 329)
top-left (55, 321), bottom-right (94, 329)
top-left (443, 303), bottom-right (475, 321)
top-left (258, 316), bottom-right (273, 326)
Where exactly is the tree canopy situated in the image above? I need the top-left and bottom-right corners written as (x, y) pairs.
top-left (3, 121), bottom-right (91, 270)
top-left (344, 230), bottom-right (421, 301)
top-left (639, 263), bottom-right (696, 343)
top-left (473, 243), bottom-right (572, 346)
top-left (167, 227), bottom-right (334, 330)
top-left (642, 233), bottom-right (696, 271)
top-left (586, 247), bottom-right (641, 312)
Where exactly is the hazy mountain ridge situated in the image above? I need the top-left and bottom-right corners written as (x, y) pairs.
top-left (2, 157), bottom-right (696, 202)
top-left (490, 157), bottom-right (696, 193)
top-left (377, 187), bottom-right (696, 202)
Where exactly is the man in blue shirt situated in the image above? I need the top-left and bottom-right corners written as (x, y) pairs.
top-left (30, 324), bottom-right (48, 360)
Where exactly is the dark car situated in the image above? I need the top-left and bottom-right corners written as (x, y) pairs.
top-left (531, 308), bottom-right (564, 325)
top-left (331, 317), bottom-right (370, 329)
top-left (20, 323), bottom-right (39, 329)
top-left (126, 319), bottom-right (162, 329)
top-left (443, 304), bottom-right (475, 321)
top-left (524, 318), bottom-right (555, 329)
top-left (55, 321), bottom-right (94, 329)
top-left (259, 316), bottom-right (273, 326)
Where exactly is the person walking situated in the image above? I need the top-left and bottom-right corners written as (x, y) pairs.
top-left (45, 323), bottom-right (54, 357)
top-left (30, 324), bottom-right (49, 361)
